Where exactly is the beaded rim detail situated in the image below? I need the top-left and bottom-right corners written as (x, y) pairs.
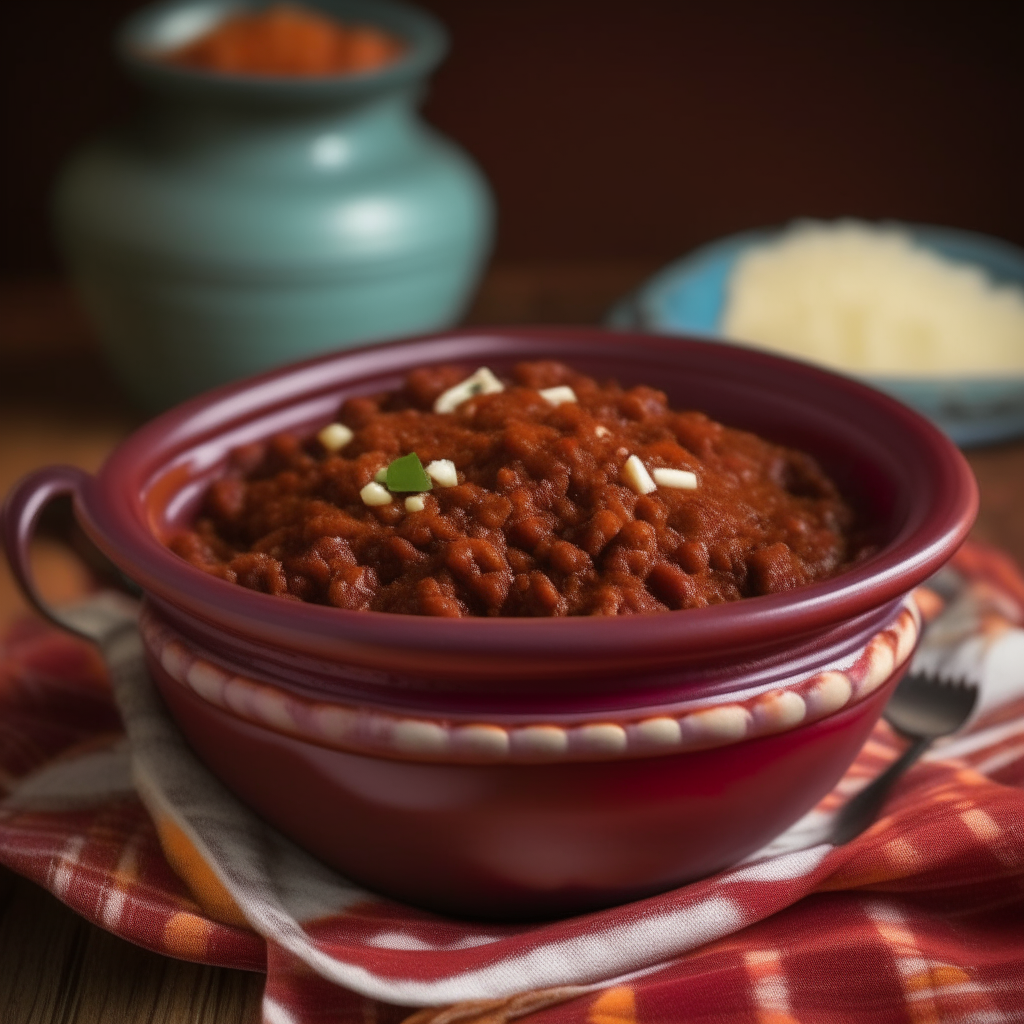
top-left (142, 597), bottom-right (919, 765)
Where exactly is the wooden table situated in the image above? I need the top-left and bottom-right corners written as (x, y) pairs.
top-left (2, 270), bottom-right (1023, 1022)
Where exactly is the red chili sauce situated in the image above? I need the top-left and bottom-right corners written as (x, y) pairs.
top-left (162, 5), bottom-right (404, 77)
top-left (168, 361), bottom-right (864, 617)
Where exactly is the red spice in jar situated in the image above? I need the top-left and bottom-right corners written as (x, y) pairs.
top-left (163, 4), bottom-right (405, 77)
top-left (168, 361), bottom-right (867, 617)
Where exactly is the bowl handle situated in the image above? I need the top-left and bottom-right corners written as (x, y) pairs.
top-left (1, 465), bottom-right (135, 642)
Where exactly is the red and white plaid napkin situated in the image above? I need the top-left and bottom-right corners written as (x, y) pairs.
top-left (2, 541), bottom-right (1023, 1024)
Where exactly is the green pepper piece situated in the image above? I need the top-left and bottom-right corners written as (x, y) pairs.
top-left (386, 452), bottom-right (433, 492)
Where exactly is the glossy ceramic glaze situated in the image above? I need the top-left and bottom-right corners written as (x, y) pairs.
top-left (2, 328), bottom-right (979, 918)
top-left (609, 224), bottom-right (1024, 446)
top-left (53, 0), bottom-right (493, 412)
top-left (155, 662), bottom-right (899, 918)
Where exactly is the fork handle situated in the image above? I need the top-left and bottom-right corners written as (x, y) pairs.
top-left (831, 736), bottom-right (931, 845)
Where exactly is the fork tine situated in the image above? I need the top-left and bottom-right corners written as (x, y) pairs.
top-left (884, 669), bottom-right (978, 738)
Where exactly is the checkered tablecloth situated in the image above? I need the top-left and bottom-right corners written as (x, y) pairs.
top-left (2, 542), bottom-right (1022, 1024)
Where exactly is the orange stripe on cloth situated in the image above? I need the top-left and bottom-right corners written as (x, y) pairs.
top-left (904, 966), bottom-right (971, 992)
top-left (912, 586), bottom-right (945, 623)
top-left (865, 901), bottom-right (1004, 1024)
top-left (163, 910), bottom-right (216, 961)
top-left (155, 815), bottom-right (249, 929)
top-left (587, 985), bottom-right (637, 1024)
top-left (818, 834), bottom-right (925, 891)
top-left (743, 950), bottom-right (799, 1024)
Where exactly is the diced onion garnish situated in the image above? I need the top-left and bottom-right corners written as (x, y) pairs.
top-left (425, 459), bottom-right (458, 487)
top-left (594, 425), bottom-right (611, 438)
top-left (386, 452), bottom-right (433, 492)
top-left (374, 467), bottom-right (388, 483)
top-left (360, 482), bottom-right (392, 506)
top-left (405, 495), bottom-right (426, 513)
top-left (539, 385), bottom-right (577, 406)
top-left (317, 422), bottom-right (354, 451)
top-left (652, 467), bottom-right (698, 490)
top-left (433, 367), bottom-right (504, 413)
top-left (621, 454), bottom-right (656, 495)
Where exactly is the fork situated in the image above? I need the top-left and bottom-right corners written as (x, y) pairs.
top-left (830, 670), bottom-right (978, 845)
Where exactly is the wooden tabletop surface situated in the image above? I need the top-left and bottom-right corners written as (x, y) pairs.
top-left (2, 268), bottom-right (1023, 1022)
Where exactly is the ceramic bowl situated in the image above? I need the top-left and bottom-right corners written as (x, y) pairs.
top-left (609, 224), bottom-right (1024, 447)
top-left (2, 328), bottom-right (978, 919)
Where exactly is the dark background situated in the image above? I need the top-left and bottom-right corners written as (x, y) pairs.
top-left (3, 0), bottom-right (1023, 276)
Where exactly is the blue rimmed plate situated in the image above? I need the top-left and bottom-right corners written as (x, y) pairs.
top-left (609, 224), bottom-right (1024, 447)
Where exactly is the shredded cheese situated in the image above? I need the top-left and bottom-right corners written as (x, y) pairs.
top-left (722, 220), bottom-right (1024, 377)
top-left (425, 459), bottom-right (458, 487)
top-left (539, 385), bottom-right (577, 406)
top-left (621, 455), bottom-right (656, 495)
top-left (653, 467), bottom-right (698, 490)
top-left (317, 422), bottom-right (354, 451)
top-left (433, 367), bottom-right (504, 413)
top-left (360, 482), bottom-right (392, 506)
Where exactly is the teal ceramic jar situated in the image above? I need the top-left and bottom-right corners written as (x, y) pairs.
top-left (54, 0), bottom-right (493, 412)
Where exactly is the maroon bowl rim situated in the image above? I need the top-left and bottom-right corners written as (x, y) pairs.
top-left (74, 326), bottom-right (977, 674)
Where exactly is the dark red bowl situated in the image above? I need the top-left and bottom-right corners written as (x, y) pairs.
top-left (3, 328), bottom-right (977, 918)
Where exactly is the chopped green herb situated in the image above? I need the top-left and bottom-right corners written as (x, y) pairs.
top-left (386, 452), bottom-right (433, 493)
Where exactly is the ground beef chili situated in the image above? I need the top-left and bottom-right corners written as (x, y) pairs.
top-left (168, 361), bottom-right (861, 617)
